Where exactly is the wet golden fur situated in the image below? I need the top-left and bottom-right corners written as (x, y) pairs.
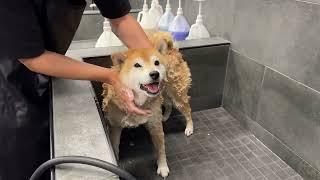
top-left (149, 32), bottom-right (194, 136)
top-left (101, 32), bottom-right (193, 178)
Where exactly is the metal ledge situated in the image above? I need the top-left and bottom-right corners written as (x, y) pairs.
top-left (83, 9), bottom-right (141, 15)
top-left (67, 37), bottom-right (230, 58)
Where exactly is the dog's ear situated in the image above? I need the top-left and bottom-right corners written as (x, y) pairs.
top-left (157, 38), bottom-right (174, 55)
top-left (150, 32), bottom-right (174, 55)
top-left (111, 52), bottom-right (127, 65)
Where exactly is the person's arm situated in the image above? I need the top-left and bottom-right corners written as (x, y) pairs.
top-left (20, 51), bottom-right (115, 83)
top-left (110, 14), bottom-right (153, 49)
top-left (19, 51), bottom-right (151, 115)
top-left (14, 0), bottom-right (152, 115)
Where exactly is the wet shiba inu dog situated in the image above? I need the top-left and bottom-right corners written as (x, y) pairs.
top-left (102, 32), bottom-right (193, 178)
top-left (102, 47), bottom-right (169, 177)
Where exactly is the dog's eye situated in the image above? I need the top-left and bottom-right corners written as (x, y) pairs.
top-left (154, 60), bottom-right (160, 66)
top-left (134, 63), bottom-right (142, 68)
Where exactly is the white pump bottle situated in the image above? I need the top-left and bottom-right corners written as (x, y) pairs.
top-left (95, 18), bottom-right (123, 47)
top-left (186, 0), bottom-right (210, 40)
top-left (158, 0), bottom-right (174, 31)
top-left (137, 0), bottom-right (163, 33)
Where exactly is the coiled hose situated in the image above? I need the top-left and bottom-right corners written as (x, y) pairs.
top-left (29, 156), bottom-right (136, 180)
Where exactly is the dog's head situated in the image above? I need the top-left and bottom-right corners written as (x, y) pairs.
top-left (111, 41), bottom-right (169, 102)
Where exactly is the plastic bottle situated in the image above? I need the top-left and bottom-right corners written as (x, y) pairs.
top-left (137, 0), bottom-right (150, 28)
top-left (152, 0), bottom-right (164, 15)
top-left (95, 18), bottom-right (123, 48)
top-left (186, 0), bottom-right (210, 40)
top-left (168, 0), bottom-right (190, 41)
top-left (147, 0), bottom-right (163, 30)
top-left (137, 0), bottom-right (163, 33)
top-left (158, 0), bottom-right (174, 31)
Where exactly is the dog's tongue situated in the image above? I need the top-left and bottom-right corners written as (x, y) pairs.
top-left (145, 83), bottom-right (159, 93)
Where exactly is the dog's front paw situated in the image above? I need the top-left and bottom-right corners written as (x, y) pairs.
top-left (157, 165), bottom-right (170, 178)
top-left (185, 124), bottom-right (194, 136)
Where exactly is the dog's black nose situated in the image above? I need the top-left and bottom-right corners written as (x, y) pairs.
top-left (149, 71), bottom-right (160, 80)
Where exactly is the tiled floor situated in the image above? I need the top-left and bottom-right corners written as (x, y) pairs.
top-left (118, 108), bottom-right (303, 180)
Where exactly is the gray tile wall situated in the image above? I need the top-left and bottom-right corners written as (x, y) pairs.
top-left (223, 52), bottom-right (320, 179)
top-left (183, 0), bottom-right (320, 92)
top-left (230, 0), bottom-right (320, 92)
top-left (205, 0), bottom-right (320, 178)
top-left (223, 50), bottom-right (265, 121)
top-left (257, 68), bottom-right (320, 170)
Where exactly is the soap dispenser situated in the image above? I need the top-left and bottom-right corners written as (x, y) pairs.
top-left (148, 0), bottom-right (163, 29)
top-left (158, 0), bottom-right (174, 31)
top-left (151, 0), bottom-right (164, 15)
top-left (95, 18), bottom-right (123, 48)
top-left (137, 0), bottom-right (150, 28)
top-left (186, 0), bottom-right (210, 40)
top-left (137, 0), bottom-right (162, 33)
top-left (89, 1), bottom-right (97, 10)
top-left (168, 0), bottom-right (190, 41)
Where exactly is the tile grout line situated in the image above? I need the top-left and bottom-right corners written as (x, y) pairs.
top-left (231, 48), bottom-right (320, 95)
top-left (247, 117), bottom-right (320, 176)
top-left (221, 47), bottom-right (232, 107)
top-left (254, 66), bottom-right (268, 122)
top-left (232, 109), bottom-right (299, 179)
top-left (224, 106), bottom-right (319, 178)
top-left (202, 113), bottom-right (241, 178)
top-left (217, 116), bottom-right (267, 179)
top-left (240, 139), bottom-right (271, 179)
top-left (194, 121), bottom-right (233, 178)
top-left (231, 48), bottom-right (260, 65)
top-left (295, 0), bottom-right (320, 5)
top-left (267, 67), bottom-right (320, 95)
top-left (260, 67), bottom-right (267, 96)
top-left (229, 145), bottom-right (258, 179)
top-left (248, 136), bottom-right (291, 179)
top-left (218, 108), bottom-right (297, 179)
top-left (251, 135), bottom-right (285, 166)
top-left (221, 107), bottom-right (311, 178)
top-left (168, 111), bottom-right (301, 180)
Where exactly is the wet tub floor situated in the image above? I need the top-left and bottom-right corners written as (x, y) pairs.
top-left (118, 108), bottom-right (303, 180)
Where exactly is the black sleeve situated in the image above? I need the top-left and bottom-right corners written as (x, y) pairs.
top-left (0, 0), bottom-right (45, 60)
top-left (94, 0), bottom-right (131, 19)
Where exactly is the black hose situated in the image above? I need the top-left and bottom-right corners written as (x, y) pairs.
top-left (29, 156), bottom-right (136, 180)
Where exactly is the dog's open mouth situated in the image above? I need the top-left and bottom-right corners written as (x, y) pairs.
top-left (140, 81), bottom-right (162, 95)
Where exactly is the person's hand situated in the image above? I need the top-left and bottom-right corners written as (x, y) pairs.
top-left (109, 70), bottom-right (151, 116)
